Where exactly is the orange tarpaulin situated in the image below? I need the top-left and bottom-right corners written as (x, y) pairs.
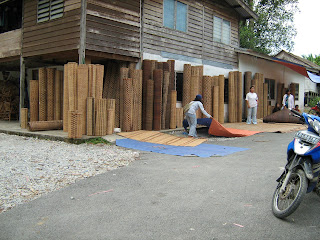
top-left (208, 118), bottom-right (261, 137)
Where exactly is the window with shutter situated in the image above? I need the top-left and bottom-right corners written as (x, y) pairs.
top-left (37, 0), bottom-right (64, 23)
top-left (213, 16), bottom-right (231, 45)
top-left (163, 0), bottom-right (187, 32)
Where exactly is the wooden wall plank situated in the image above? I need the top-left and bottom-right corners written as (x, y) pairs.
top-left (143, 0), bottom-right (241, 68)
top-left (85, 0), bottom-right (140, 59)
top-left (22, 0), bottom-right (81, 58)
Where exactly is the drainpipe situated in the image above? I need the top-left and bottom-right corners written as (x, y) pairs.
top-left (137, 0), bottom-right (143, 69)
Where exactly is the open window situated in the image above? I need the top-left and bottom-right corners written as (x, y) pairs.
top-left (0, 0), bottom-right (22, 34)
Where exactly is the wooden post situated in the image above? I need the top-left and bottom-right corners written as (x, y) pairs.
top-left (19, 56), bottom-right (25, 125)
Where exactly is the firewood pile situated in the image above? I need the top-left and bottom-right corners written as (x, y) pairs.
top-left (0, 76), bottom-right (19, 121)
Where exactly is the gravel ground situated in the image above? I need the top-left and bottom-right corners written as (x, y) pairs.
top-left (0, 133), bottom-right (139, 213)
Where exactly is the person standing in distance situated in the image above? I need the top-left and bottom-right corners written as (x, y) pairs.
top-left (185, 94), bottom-right (213, 138)
top-left (282, 89), bottom-right (295, 109)
top-left (246, 86), bottom-right (258, 124)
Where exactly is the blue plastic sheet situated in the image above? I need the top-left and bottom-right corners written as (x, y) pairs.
top-left (116, 138), bottom-right (248, 158)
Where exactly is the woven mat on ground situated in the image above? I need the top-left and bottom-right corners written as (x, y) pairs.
top-left (117, 130), bottom-right (206, 147)
top-left (209, 118), bottom-right (262, 137)
top-left (116, 138), bottom-right (248, 157)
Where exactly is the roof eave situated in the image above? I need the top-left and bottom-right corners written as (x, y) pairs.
top-left (224, 0), bottom-right (258, 20)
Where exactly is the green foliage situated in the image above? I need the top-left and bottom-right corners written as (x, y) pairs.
top-left (308, 96), bottom-right (320, 107)
top-left (240, 0), bottom-right (298, 55)
top-left (84, 137), bottom-right (110, 145)
top-left (302, 54), bottom-right (320, 66)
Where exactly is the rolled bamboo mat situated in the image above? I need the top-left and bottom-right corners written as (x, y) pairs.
top-left (254, 73), bottom-right (261, 118)
top-left (259, 73), bottom-right (264, 119)
top-left (29, 80), bottom-right (39, 122)
top-left (120, 68), bottom-right (129, 130)
top-left (63, 64), bottom-right (69, 132)
top-left (28, 120), bottom-right (63, 132)
top-left (106, 108), bottom-right (115, 135)
top-left (163, 62), bottom-right (169, 72)
top-left (191, 66), bottom-right (199, 99)
top-left (142, 60), bottom-right (152, 129)
top-left (183, 64), bottom-right (191, 107)
top-left (176, 108), bottom-right (183, 128)
top-left (161, 71), bottom-right (170, 129)
top-left (197, 66), bottom-right (203, 99)
top-left (96, 64), bottom-right (104, 100)
top-left (191, 66), bottom-right (201, 119)
top-left (38, 68), bottom-right (47, 121)
top-left (145, 79), bottom-right (154, 130)
top-left (263, 83), bottom-right (268, 117)
top-left (46, 68), bottom-right (55, 121)
top-left (212, 76), bottom-right (219, 86)
top-left (277, 83), bottom-right (284, 105)
top-left (251, 74), bottom-right (259, 118)
top-left (234, 71), bottom-right (239, 122)
top-left (77, 64), bottom-right (89, 135)
top-left (156, 62), bottom-right (163, 70)
top-left (86, 97), bottom-right (94, 136)
top-left (228, 72), bottom-right (235, 123)
top-left (137, 70), bottom-right (143, 130)
top-left (20, 108), bottom-right (28, 129)
top-left (128, 62), bottom-right (136, 70)
top-left (107, 98), bottom-right (116, 134)
top-left (218, 75), bottom-right (225, 123)
top-left (68, 62), bottom-right (78, 112)
top-left (213, 86), bottom-right (219, 120)
top-left (95, 99), bottom-right (107, 136)
top-left (202, 76), bottom-right (212, 116)
top-left (68, 111), bottom-right (82, 138)
top-left (123, 78), bottom-right (133, 132)
top-left (88, 64), bottom-right (96, 98)
top-left (166, 60), bottom-right (175, 129)
top-left (244, 72), bottom-right (252, 97)
top-left (244, 72), bottom-right (252, 119)
top-left (237, 71), bottom-right (243, 122)
top-left (153, 69), bottom-right (163, 131)
top-left (170, 90), bottom-right (177, 129)
top-left (54, 70), bottom-right (62, 120)
top-left (130, 69), bottom-right (140, 131)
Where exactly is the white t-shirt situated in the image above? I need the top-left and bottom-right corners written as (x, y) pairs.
top-left (187, 101), bottom-right (212, 118)
top-left (245, 92), bottom-right (258, 108)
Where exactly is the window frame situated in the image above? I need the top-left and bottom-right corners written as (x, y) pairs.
top-left (213, 15), bottom-right (231, 45)
top-left (37, 0), bottom-right (64, 23)
top-left (265, 78), bottom-right (275, 100)
top-left (163, 0), bottom-right (188, 32)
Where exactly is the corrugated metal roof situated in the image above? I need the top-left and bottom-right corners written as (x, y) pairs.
top-left (223, 0), bottom-right (258, 20)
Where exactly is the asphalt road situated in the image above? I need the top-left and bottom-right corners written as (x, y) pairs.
top-left (1, 131), bottom-right (320, 240)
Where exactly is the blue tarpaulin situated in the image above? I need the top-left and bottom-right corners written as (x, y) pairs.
top-left (307, 71), bottom-right (320, 83)
top-left (116, 138), bottom-right (248, 158)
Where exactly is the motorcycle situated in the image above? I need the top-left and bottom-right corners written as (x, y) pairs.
top-left (308, 101), bottom-right (320, 116)
top-left (272, 109), bottom-right (320, 219)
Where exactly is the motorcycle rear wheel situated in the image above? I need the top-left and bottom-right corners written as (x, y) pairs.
top-left (272, 169), bottom-right (308, 219)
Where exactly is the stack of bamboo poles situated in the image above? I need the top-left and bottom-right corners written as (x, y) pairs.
top-left (28, 67), bottom-right (64, 131)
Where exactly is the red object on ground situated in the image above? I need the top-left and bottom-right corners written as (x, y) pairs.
top-left (208, 118), bottom-right (261, 137)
